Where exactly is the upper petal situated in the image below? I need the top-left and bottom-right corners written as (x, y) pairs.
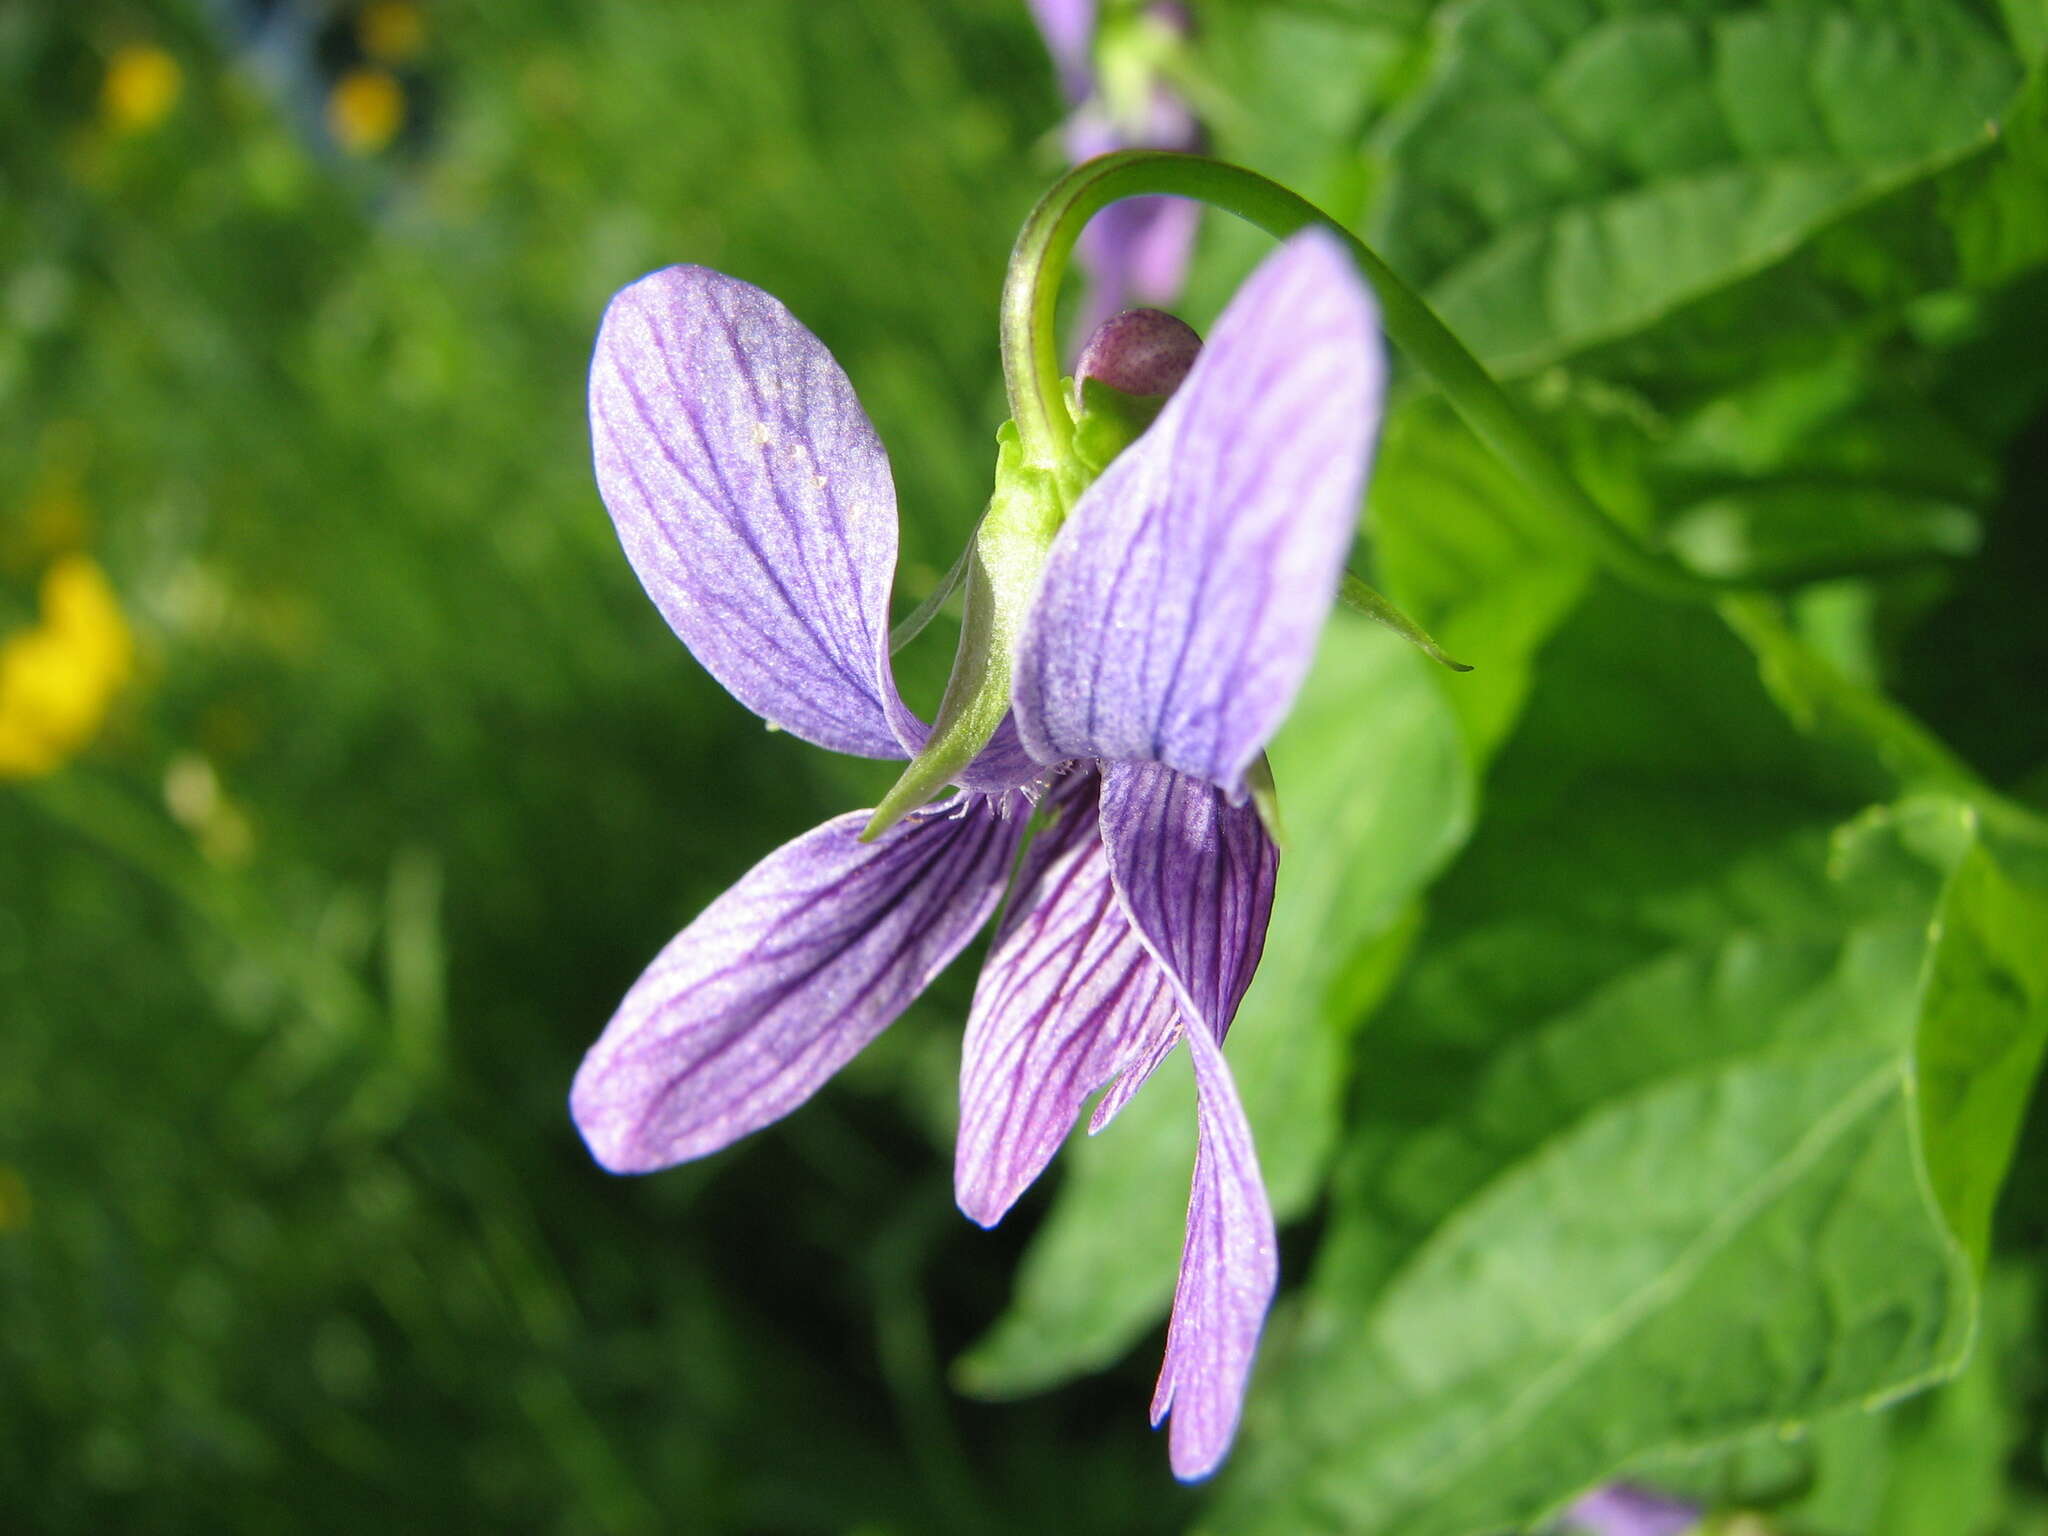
top-left (590, 266), bottom-right (920, 759)
top-left (1097, 760), bottom-right (1277, 1039)
top-left (955, 770), bottom-right (1179, 1226)
top-left (1027, 0), bottom-right (1098, 102)
top-left (1012, 229), bottom-right (1384, 791)
top-left (1150, 1016), bottom-right (1277, 1481)
top-left (571, 798), bottom-right (1023, 1173)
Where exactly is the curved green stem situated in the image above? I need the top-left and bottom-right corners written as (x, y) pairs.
top-left (1005, 152), bottom-right (1731, 601)
top-left (1001, 158), bottom-right (1140, 481)
top-left (990, 153), bottom-right (2031, 832)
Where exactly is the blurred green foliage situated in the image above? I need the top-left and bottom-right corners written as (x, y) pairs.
top-left (4, 1), bottom-right (2047, 1534)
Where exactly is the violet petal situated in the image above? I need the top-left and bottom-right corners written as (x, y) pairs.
top-left (1073, 195), bottom-right (1202, 343)
top-left (956, 713), bottom-right (1046, 795)
top-left (572, 797), bottom-right (1022, 1173)
top-left (590, 265), bottom-right (922, 759)
top-left (1087, 1007), bottom-right (1182, 1133)
top-left (954, 771), bottom-right (1179, 1225)
top-left (1151, 1014), bottom-right (1277, 1481)
top-left (1013, 229), bottom-right (1384, 792)
top-left (1124, 192), bottom-right (1202, 305)
top-left (1097, 761), bottom-right (1277, 1039)
top-left (1089, 1015), bottom-right (1187, 1138)
top-left (1027, 0), bottom-right (1098, 103)
top-left (1565, 1485), bottom-right (1701, 1536)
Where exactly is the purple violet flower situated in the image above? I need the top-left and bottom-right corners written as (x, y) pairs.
top-left (572, 228), bottom-right (1384, 1479)
top-left (1565, 1484), bottom-right (1703, 1536)
top-left (1028, 0), bottom-right (1204, 337)
top-left (1027, 0), bottom-right (1100, 104)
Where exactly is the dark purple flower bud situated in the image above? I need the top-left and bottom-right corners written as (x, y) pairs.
top-left (1075, 306), bottom-right (1203, 400)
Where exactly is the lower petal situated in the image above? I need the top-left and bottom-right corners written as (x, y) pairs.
top-left (572, 798), bottom-right (1022, 1173)
top-left (1098, 759), bottom-right (1278, 1037)
top-left (955, 771), bottom-right (1179, 1225)
top-left (1086, 1013), bottom-right (1181, 1134)
top-left (1151, 1017), bottom-right (1278, 1481)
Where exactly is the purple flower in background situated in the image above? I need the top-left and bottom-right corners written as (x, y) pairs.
top-left (1028, 0), bottom-right (1204, 337)
top-left (571, 229), bottom-right (1383, 1478)
top-left (1566, 1484), bottom-right (1702, 1536)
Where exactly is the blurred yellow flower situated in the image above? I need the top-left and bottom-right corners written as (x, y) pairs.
top-left (101, 44), bottom-right (183, 135)
top-left (0, 556), bottom-right (134, 780)
top-left (359, 0), bottom-right (428, 64)
top-left (328, 68), bottom-right (406, 156)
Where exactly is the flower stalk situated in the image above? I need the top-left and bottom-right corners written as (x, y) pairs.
top-left (999, 153), bottom-right (1710, 593)
top-left (998, 152), bottom-right (2038, 833)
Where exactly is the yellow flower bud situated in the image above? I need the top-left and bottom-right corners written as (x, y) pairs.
top-left (328, 68), bottom-right (406, 155)
top-left (101, 44), bottom-right (182, 135)
top-left (0, 556), bottom-right (135, 779)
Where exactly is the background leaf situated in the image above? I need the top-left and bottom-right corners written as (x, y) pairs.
top-left (1369, 0), bottom-right (2026, 372)
top-left (1206, 590), bottom-right (2037, 1536)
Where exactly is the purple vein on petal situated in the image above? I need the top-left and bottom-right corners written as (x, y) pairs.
top-left (955, 770), bottom-right (1179, 1225)
top-left (1152, 1015), bottom-right (1276, 1481)
top-left (1087, 1005), bottom-right (1182, 1134)
top-left (590, 265), bottom-right (923, 760)
top-left (1097, 761), bottom-right (1276, 1041)
top-left (572, 797), bottom-right (1023, 1174)
top-left (1012, 229), bottom-right (1385, 791)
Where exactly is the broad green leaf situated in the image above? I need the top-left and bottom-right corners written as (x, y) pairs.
top-left (1216, 824), bottom-right (1972, 1536)
top-left (1368, 393), bottom-right (1598, 763)
top-left (1645, 338), bottom-right (1996, 583)
top-left (1664, 485), bottom-right (1980, 582)
top-left (1370, 0), bottom-right (2026, 371)
top-left (1630, 1263), bottom-right (2046, 1533)
top-left (1206, 591), bottom-right (2046, 1536)
top-left (1858, 1263), bottom-right (2047, 1535)
top-left (1569, 53), bottom-right (2048, 401)
top-left (1911, 819), bottom-right (2048, 1268)
top-left (954, 614), bottom-right (1473, 1396)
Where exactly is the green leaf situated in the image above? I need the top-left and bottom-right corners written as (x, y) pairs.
top-left (1367, 393), bottom-right (1598, 763)
top-left (1663, 485), bottom-right (1980, 581)
top-left (1370, 0), bottom-right (2027, 372)
top-left (954, 612), bottom-right (1473, 1397)
top-left (1647, 339), bottom-right (1997, 583)
top-left (1631, 1263), bottom-right (2047, 1534)
top-left (1912, 819), bottom-right (2048, 1268)
top-left (1187, 0), bottom-right (1433, 309)
top-left (1205, 591), bottom-right (2047, 1536)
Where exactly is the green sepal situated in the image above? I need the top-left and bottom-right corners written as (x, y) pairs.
top-left (1339, 572), bottom-right (1474, 673)
top-left (1070, 375), bottom-right (1166, 480)
top-left (1245, 753), bottom-right (1284, 849)
top-left (862, 422), bottom-right (1064, 840)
